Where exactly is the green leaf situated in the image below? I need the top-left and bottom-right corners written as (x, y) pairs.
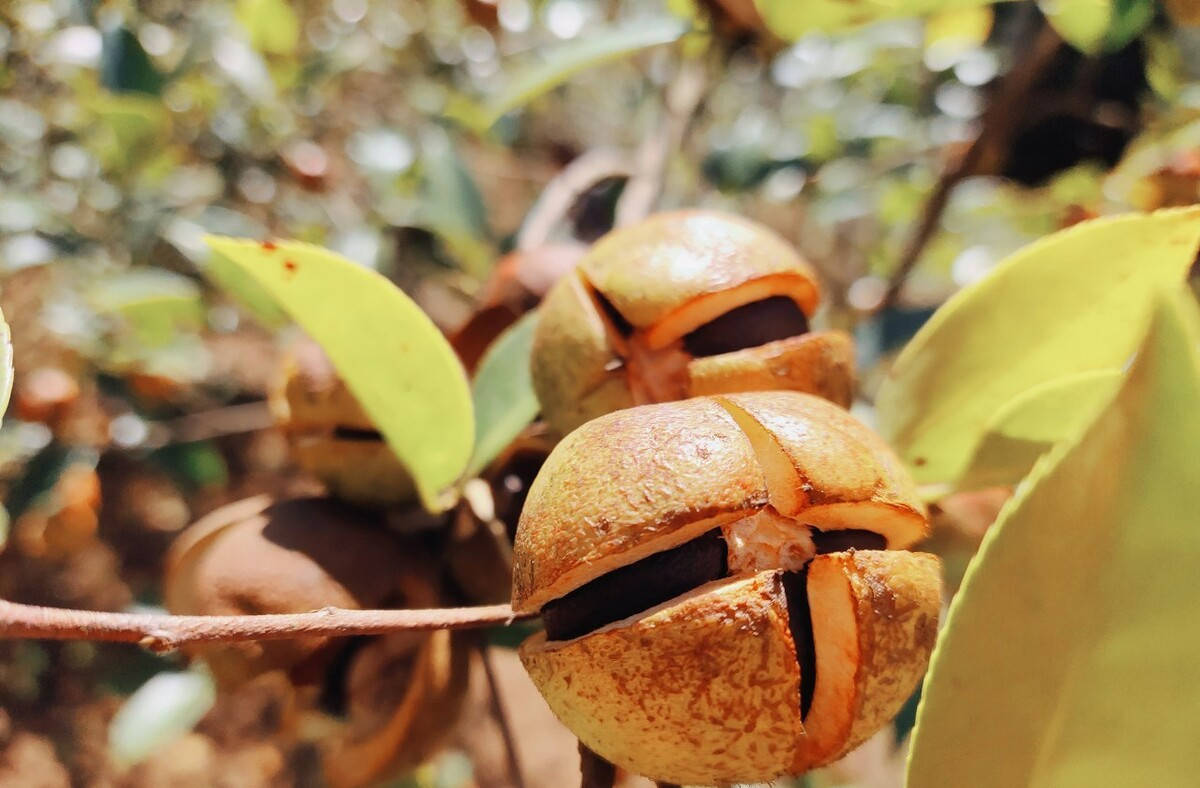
top-left (756, 0), bottom-right (993, 38)
top-left (468, 311), bottom-right (539, 478)
top-left (1101, 0), bottom-right (1155, 51)
top-left (109, 670), bottom-right (216, 767)
top-left (205, 237), bottom-right (474, 511)
top-left (0, 306), bottom-right (10, 422)
top-left (876, 209), bottom-right (1200, 485)
top-left (955, 369), bottom-right (1122, 491)
top-left (100, 26), bottom-right (166, 96)
top-left (417, 127), bottom-right (492, 277)
top-left (235, 0), bottom-right (301, 55)
top-left (445, 18), bottom-right (689, 133)
top-left (907, 289), bottom-right (1200, 787)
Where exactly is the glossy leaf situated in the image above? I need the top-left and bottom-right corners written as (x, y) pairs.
top-left (445, 18), bottom-right (688, 133)
top-left (876, 209), bottom-right (1200, 485)
top-left (955, 369), bottom-right (1122, 491)
top-left (109, 670), bottom-right (216, 767)
top-left (206, 237), bottom-right (474, 511)
top-left (468, 311), bottom-right (539, 478)
top-left (756, 0), bottom-right (992, 38)
top-left (100, 26), bottom-right (165, 96)
top-left (907, 290), bottom-right (1200, 787)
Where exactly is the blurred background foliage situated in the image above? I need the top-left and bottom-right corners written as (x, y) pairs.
top-left (2, 0), bottom-right (1200, 785)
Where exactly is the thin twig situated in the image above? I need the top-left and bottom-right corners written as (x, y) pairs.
top-left (880, 23), bottom-right (1063, 310)
top-left (579, 742), bottom-right (616, 788)
top-left (478, 644), bottom-right (527, 788)
top-left (0, 600), bottom-right (532, 653)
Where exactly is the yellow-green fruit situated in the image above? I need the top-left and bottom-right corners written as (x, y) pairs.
top-left (512, 392), bottom-right (941, 786)
top-left (270, 340), bottom-right (415, 507)
top-left (531, 211), bottom-right (856, 436)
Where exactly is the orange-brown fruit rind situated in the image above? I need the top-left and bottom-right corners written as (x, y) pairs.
top-left (687, 330), bottom-right (856, 407)
top-left (511, 397), bottom-right (768, 612)
top-left (520, 552), bottom-right (941, 786)
top-left (520, 573), bottom-right (804, 786)
top-left (580, 210), bottom-right (820, 329)
top-left (795, 550), bottom-right (942, 771)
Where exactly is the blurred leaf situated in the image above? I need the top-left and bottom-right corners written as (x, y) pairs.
top-left (925, 7), bottom-right (993, 52)
top-left (0, 306), bottom-right (10, 422)
top-left (100, 26), bottom-right (165, 96)
top-left (3, 444), bottom-right (96, 522)
top-left (756, 0), bottom-right (992, 38)
top-left (148, 442), bottom-right (229, 490)
top-left (907, 290), bottom-right (1200, 787)
top-left (206, 237), bottom-right (474, 511)
top-left (955, 369), bottom-right (1122, 491)
top-left (445, 18), bottom-right (689, 132)
top-left (417, 127), bottom-right (492, 276)
top-left (468, 311), bottom-right (539, 478)
top-left (87, 92), bottom-right (169, 172)
top-left (0, 504), bottom-right (9, 552)
top-left (88, 270), bottom-right (204, 348)
top-left (109, 670), bottom-right (216, 768)
top-left (876, 209), bottom-right (1200, 485)
top-left (1101, 0), bottom-right (1155, 51)
top-left (1039, 0), bottom-right (1111, 53)
top-left (236, 0), bottom-right (300, 55)
top-left (1145, 33), bottom-right (1183, 102)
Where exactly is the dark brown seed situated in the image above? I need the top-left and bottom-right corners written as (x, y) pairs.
top-left (541, 530), bottom-right (728, 641)
top-left (782, 568), bottom-right (816, 719)
top-left (331, 426), bottom-right (385, 442)
top-left (811, 528), bottom-right (887, 554)
top-left (682, 296), bottom-right (810, 357)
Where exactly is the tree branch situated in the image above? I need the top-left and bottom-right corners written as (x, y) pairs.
top-left (881, 23), bottom-right (1063, 310)
top-left (0, 600), bottom-right (532, 653)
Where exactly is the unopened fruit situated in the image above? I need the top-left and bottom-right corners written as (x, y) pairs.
top-left (512, 392), bottom-right (941, 786)
top-left (531, 211), bottom-right (856, 435)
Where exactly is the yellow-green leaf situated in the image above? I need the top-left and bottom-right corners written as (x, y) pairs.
top-left (955, 369), bottom-right (1122, 491)
top-left (235, 0), bottom-right (300, 56)
top-left (205, 237), bottom-right (473, 511)
top-left (756, 0), bottom-right (993, 38)
top-left (907, 289), bottom-right (1200, 787)
top-left (468, 311), bottom-right (539, 479)
top-left (876, 208), bottom-right (1200, 485)
top-left (1039, 0), bottom-right (1112, 53)
top-left (445, 18), bottom-right (688, 133)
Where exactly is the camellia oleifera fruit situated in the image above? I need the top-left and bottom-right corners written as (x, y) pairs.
top-left (512, 391), bottom-right (941, 786)
top-left (164, 496), bottom-right (468, 788)
top-left (269, 339), bottom-right (415, 507)
top-left (530, 211), bottom-right (856, 435)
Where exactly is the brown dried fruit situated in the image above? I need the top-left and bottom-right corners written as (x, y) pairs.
top-left (164, 495), bottom-right (469, 787)
top-left (511, 392), bottom-right (941, 785)
top-left (531, 211), bottom-right (856, 435)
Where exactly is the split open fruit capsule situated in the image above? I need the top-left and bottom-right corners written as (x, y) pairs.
top-left (512, 391), bottom-right (942, 786)
top-left (531, 211), bottom-right (856, 436)
top-left (164, 496), bottom-right (468, 788)
top-left (270, 340), bottom-right (414, 507)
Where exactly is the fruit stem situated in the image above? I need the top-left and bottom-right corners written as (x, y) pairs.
top-left (0, 600), bottom-right (532, 653)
